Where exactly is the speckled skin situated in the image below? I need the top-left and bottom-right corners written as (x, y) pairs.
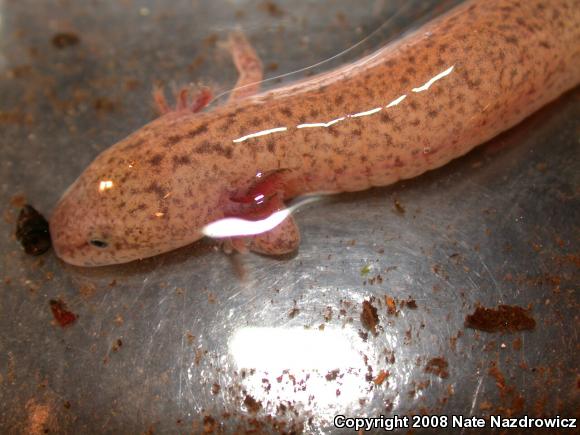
top-left (50, 0), bottom-right (580, 267)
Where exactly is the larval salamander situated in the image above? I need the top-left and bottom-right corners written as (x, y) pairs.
top-left (50, 0), bottom-right (580, 266)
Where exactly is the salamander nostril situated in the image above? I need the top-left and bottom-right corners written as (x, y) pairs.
top-left (89, 239), bottom-right (108, 248)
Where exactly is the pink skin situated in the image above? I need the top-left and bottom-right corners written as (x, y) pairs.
top-left (50, 0), bottom-right (579, 267)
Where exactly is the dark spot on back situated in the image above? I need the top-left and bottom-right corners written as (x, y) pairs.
top-left (380, 113), bottom-right (392, 124)
top-left (137, 203), bottom-right (147, 211)
top-left (538, 40), bottom-right (551, 49)
top-left (172, 154), bottom-right (191, 168)
top-left (122, 138), bottom-right (145, 151)
top-left (334, 94), bottom-right (344, 106)
top-left (195, 141), bottom-right (233, 159)
top-left (148, 153), bottom-right (164, 166)
top-left (145, 181), bottom-right (167, 198)
top-left (187, 124), bottom-right (208, 138)
top-left (328, 128), bottom-right (340, 138)
top-left (504, 35), bottom-right (519, 45)
top-left (279, 107), bottom-right (293, 117)
top-left (164, 135), bottom-right (181, 148)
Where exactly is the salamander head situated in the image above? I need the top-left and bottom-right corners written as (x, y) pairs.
top-left (50, 119), bottom-right (227, 267)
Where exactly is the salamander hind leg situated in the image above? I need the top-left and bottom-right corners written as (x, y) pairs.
top-left (228, 30), bottom-right (263, 102)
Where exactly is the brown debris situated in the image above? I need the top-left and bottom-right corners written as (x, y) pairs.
top-left (325, 369), bottom-right (340, 381)
top-left (51, 32), bottom-right (80, 48)
top-left (373, 370), bottom-right (390, 385)
top-left (49, 299), bottom-right (77, 328)
top-left (243, 394), bottom-right (262, 413)
top-left (465, 305), bottom-right (536, 333)
top-left (425, 357), bottom-right (449, 379)
top-left (360, 300), bottom-right (379, 335)
top-left (15, 205), bottom-right (51, 256)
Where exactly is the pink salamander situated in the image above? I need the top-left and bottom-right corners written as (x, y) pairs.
top-left (50, 0), bottom-right (580, 267)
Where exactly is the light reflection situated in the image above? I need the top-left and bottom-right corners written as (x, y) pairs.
top-left (231, 65), bottom-right (454, 143)
top-left (233, 127), bottom-right (287, 143)
top-left (98, 180), bottom-right (113, 192)
top-left (412, 65), bottom-right (454, 93)
top-left (154, 212), bottom-right (164, 217)
top-left (351, 107), bottom-right (383, 118)
top-left (229, 326), bottom-right (377, 422)
top-left (230, 327), bottom-right (363, 371)
top-left (386, 94), bottom-right (407, 108)
top-left (202, 195), bottom-right (320, 238)
top-left (297, 116), bottom-right (345, 129)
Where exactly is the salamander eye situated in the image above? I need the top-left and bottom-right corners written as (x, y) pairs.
top-left (89, 239), bottom-right (108, 248)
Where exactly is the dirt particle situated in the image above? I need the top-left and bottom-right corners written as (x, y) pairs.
top-left (393, 198), bottom-right (405, 214)
top-left (79, 283), bottom-right (96, 299)
top-left (325, 369), bottom-right (340, 381)
top-left (51, 32), bottom-right (80, 48)
top-left (25, 399), bottom-right (52, 435)
top-left (259, 1), bottom-right (284, 17)
top-left (374, 370), bottom-right (390, 385)
top-left (425, 357), bottom-right (449, 379)
top-left (93, 97), bottom-right (117, 113)
top-left (385, 296), bottom-right (397, 315)
top-left (361, 300), bottom-right (379, 335)
top-left (15, 205), bottom-right (51, 256)
top-left (203, 415), bottom-right (217, 433)
top-left (465, 305), bottom-right (536, 333)
top-left (10, 194), bottom-right (26, 208)
top-left (244, 394), bottom-right (262, 413)
top-left (111, 338), bottom-right (123, 352)
top-left (49, 299), bottom-right (77, 328)
top-left (323, 306), bottom-right (333, 322)
top-left (288, 303), bottom-right (299, 319)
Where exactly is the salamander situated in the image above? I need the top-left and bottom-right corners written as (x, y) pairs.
top-left (49, 0), bottom-right (580, 267)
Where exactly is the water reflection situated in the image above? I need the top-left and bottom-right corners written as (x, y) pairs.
top-left (202, 195), bottom-right (321, 238)
top-left (229, 326), bottom-right (378, 422)
top-left (230, 327), bottom-right (361, 371)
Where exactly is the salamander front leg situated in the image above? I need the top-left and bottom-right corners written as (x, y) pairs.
top-left (152, 85), bottom-right (212, 115)
top-left (248, 215), bottom-right (301, 255)
top-left (220, 170), bottom-right (301, 256)
top-left (221, 215), bottom-right (300, 256)
top-left (228, 30), bottom-right (263, 101)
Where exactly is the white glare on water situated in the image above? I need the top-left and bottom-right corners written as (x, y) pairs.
top-left (201, 195), bottom-right (322, 238)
